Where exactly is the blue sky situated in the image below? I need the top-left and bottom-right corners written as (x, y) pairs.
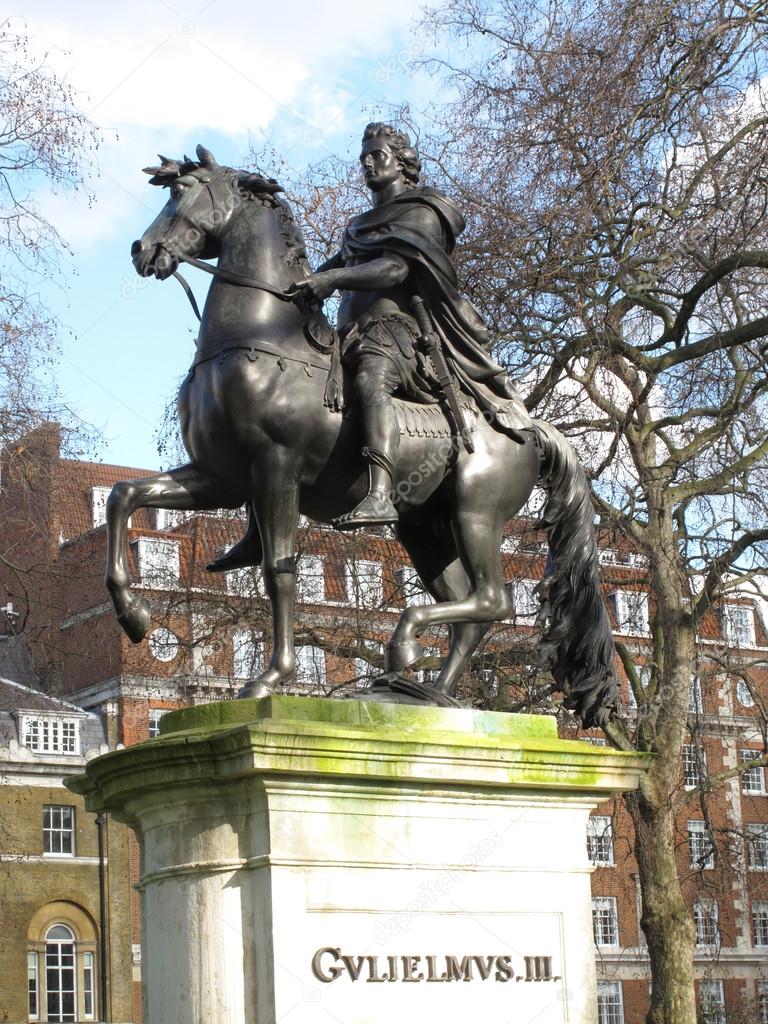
top-left (12, 0), bottom-right (449, 469)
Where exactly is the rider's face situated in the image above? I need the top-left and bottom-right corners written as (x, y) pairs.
top-left (360, 139), bottom-right (403, 191)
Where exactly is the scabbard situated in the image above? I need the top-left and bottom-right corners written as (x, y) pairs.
top-left (411, 296), bottom-right (475, 454)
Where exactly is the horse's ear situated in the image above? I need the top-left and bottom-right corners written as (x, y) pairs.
top-left (239, 172), bottom-right (284, 196)
top-left (196, 144), bottom-right (219, 170)
top-left (143, 155), bottom-right (181, 186)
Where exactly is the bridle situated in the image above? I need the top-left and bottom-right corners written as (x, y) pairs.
top-left (167, 173), bottom-right (298, 321)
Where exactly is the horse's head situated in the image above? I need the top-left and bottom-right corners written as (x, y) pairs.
top-left (131, 144), bottom-right (285, 279)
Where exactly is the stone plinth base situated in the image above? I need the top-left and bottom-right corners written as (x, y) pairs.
top-left (69, 697), bottom-right (648, 1024)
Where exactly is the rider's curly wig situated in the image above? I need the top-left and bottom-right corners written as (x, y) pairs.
top-left (362, 122), bottom-right (421, 185)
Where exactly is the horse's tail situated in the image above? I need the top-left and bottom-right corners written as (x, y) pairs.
top-left (530, 419), bottom-right (620, 728)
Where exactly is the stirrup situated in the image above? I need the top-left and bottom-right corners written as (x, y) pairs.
top-left (333, 491), bottom-right (399, 531)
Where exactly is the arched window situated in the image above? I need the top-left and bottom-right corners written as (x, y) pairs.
top-left (27, 903), bottom-right (97, 1022)
top-left (44, 925), bottom-right (76, 1022)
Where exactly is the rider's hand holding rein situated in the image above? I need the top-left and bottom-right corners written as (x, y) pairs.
top-left (287, 272), bottom-right (340, 303)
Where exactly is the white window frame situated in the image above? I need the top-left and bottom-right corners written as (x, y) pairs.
top-left (43, 805), bottom-right (75, 857)
top-left (699, 979), bottom-right (726, 1024)
top-left (148, 709), bottom-right (170, 738)
top-left (682, 744), bottom-right (705, 790)
top-left (688, 675), bottom-right (702, 714)
top-left (752, 900), bottom-right (768, 946)
top-left (296, 554), bottom-right (325, 604)
top-left (587, 815), bottom-right (614, 866)
top-left (82, 949), bottom-right (95, 1020)
top-left (693, 897), bottom-right (719, 947)
top-left (28, 949), bottom-right (39, 1021)
top-left (612, 590), bottom-right (650, 636)
top-left (414, 645), bottom-right (441, 685)
top-left (395, 565), bottom-right (434, 607)
top-left (688, 820), bottom-right (715, 870)
top-left (90, 486), bottom-right (112, 529)
top-left (44, 924), bottom-right (78, 1023)
top-left (296, 645), bottom-right (326, 686)
top-left (508, 578), bottom-right (539, 621)
top-left (741, 750), bottom-right (766, 796)
top-left (20, 714), bottom-right (81, 756)
top-left (722, 602), bottom-right (756, 647)
top-left (225, 562), bottom-right (263, 598)
top-left (354, 640), bottom-right (383, 687)
top-left (747, 823), bottom-right (768, 870)
top-left (592, 896), bottom-right (619, 947)
top-left (132, 536), bottom-right (180, 589)
top-left (758, 979), bottom-right (768, 1024)
top-left (232, 628), bottom-right (265, 680)
top-left (345, 559), bottom-right (383, 608)
top-left (596, 980), bottom-right (624, 1024)
top-left (735, 677), bottom-right (756, 708)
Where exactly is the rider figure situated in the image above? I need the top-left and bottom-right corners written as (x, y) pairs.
top-left (291, 122), bottom-right (532, 530)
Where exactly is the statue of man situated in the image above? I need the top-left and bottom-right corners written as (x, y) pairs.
top-left (289, 122), bottom-right (532, 530)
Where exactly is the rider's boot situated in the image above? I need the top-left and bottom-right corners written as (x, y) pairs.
top-left (206, 506), bottom-right (263, 573)
top-left (333, 403), bottom-right (399, 530)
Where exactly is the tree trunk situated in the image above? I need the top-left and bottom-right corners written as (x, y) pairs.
top-left (627, 790), bottom-right (697, 1023)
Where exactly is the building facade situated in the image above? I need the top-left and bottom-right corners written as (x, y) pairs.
top-left (1, 423), bottom-right (766, 1023)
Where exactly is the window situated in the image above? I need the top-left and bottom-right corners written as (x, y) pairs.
top-left (693, 898), bottom-right (719, 947)
top-left (28, 950), bottom-right (39, 1019)
top-left (747, 824), bottom-right (768, 870)
top-left (736, 677), bottom-right (755, 708)
top-left (508, 578), bottom-right (539, 620)
top-left (132, 537), bottom-right (180, 589)
top-left (43, 806), bottom-right (75, 856)
top-left (626, 665), bottom-right (651, 711)
top-left (415, 646), bottom-right (441, 685)
top-left (354, 641), bottom-right (383, 687)
top-left (90, 486), bottom-right (111, 529)
top-left (741, 750), bottom-right (766, 795)
top-left (225, 563), bottom-right (263, 598)
top-left (587, 815), bottom-right (614, 866)
top-left (395, 565), bottom-right (433, 606)
top-left (148, 709), bottom-right (170, 738)
top-left (722, 602), bottom-right (756, 647)
top-left (682, 744), bottom-right (705, 790)
top-left (592, 896), bottom-right (619, 946)
top-left (296, 555), bottom-right (325, 603)
top-left (345, 560), bottom-right (383, 608)
top-left (596, 981), bottom-right (624, 1024)
top-left (153, 508), bottom-right (189, 531)
top-left (612, 590), bottom-right (649, 635)
top-left (699, 980), bottom-right (726, 1024)
top-left (752, 900), bottom-right (768, 946)
top-left (147, 627), bottom-right (179, 663)
top-left (688, 820), bottom-right (715, 870)
top-left (500, 535), bottom-right (518, 554)
top-left (296, 645), bottom-right (326, 686)
top-left (758, 980), bottom-right (768, 1024)
top-left (232, 629), bottom-right (265, 679)
top-left (21, 715), bottom-right (80, 755)
top-left (688, 676), bottom-right (702, 714)
top-left (82, 951), bottom-right (94, 1019)
top-left (45, 924), bottom-right (76, 1022)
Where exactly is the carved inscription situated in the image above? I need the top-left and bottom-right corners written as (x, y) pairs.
top-left (311, 949), bottom-right (560, 984)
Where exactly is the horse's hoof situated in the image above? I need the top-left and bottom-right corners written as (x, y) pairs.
top-left (385, 638), bottom-right (424, 672)
top-left (117, 597), bottom-right (151, 644)
top-left (236, 681), bottom-right (273, 700)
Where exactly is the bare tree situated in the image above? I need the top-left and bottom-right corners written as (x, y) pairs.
top-left (412, 1), bottom-right (768, 1019)
top-left (0, 21), bottom-right (98, 453)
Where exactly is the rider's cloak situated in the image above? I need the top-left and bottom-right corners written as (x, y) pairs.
top-left (339, 186), bottom-right (532, 437)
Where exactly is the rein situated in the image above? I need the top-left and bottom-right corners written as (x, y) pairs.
top-left (172, 253), bottom-right (295, 322)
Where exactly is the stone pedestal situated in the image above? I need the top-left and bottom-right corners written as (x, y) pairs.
top-left (69, 697), bottom-right (648, 1024)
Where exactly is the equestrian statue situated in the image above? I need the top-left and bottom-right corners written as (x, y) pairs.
top-left (107, 123), bottom-right (619, 727)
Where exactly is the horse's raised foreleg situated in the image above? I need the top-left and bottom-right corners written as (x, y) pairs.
top-left (396, 521), bottom-right (491, 697)
top-left (106, 463), bottom-right (243, 642)
top-left (237, 455), bottom-right (299, 699)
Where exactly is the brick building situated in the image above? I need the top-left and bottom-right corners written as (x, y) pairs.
top-left (1, 422), bottom-right (767, 1023)
top-left (0, 670), bottom-right (135, 1024)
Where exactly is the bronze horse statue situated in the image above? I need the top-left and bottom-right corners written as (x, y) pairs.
top-left (109, 144), bottom-right (618, 726)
